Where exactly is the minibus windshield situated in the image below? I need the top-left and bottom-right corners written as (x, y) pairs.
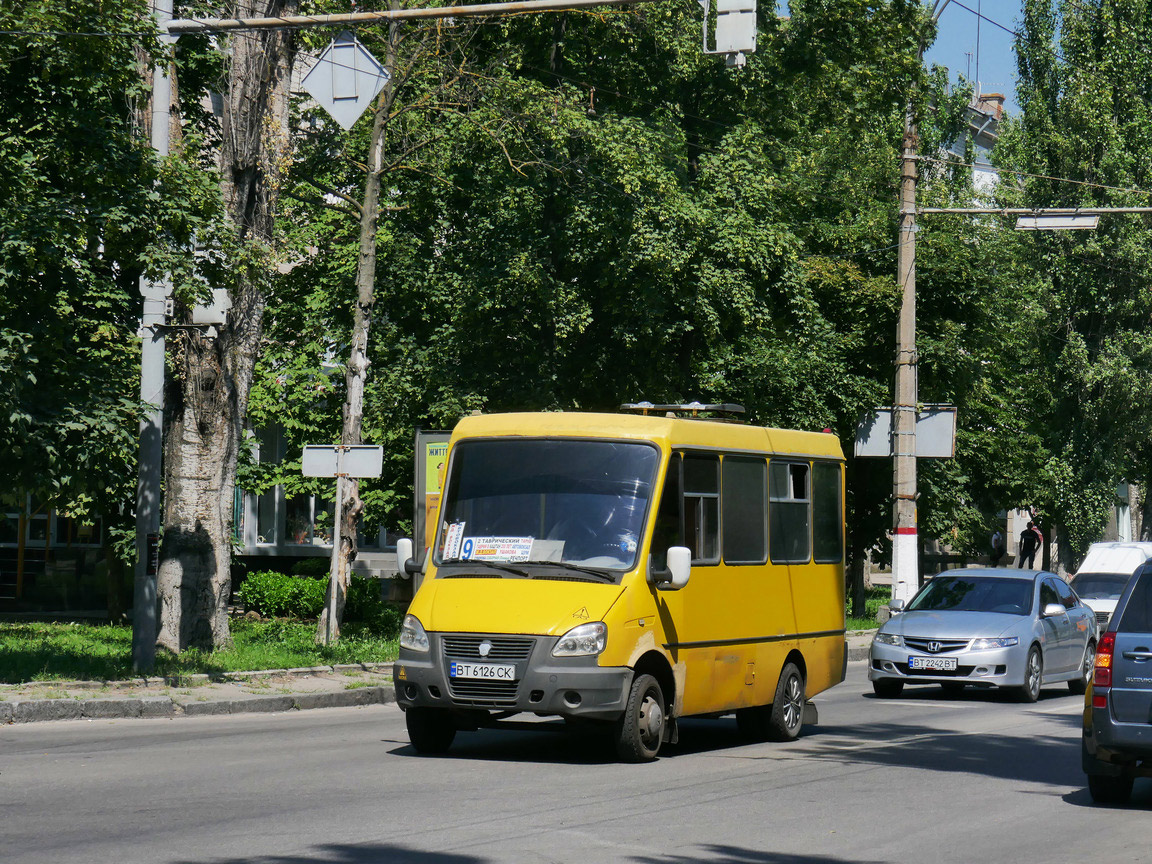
top-left (435, 438), bottom-right (660, 573)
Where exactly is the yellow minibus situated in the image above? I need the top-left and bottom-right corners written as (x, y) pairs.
top-left (393, 405), bottom-right (847, 761)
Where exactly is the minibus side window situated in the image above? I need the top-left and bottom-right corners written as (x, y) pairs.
top-left (683, 454), bottom-right (720, 564)
top-left (649, 455), bottom-right (683, 571)
top-left (812, 462), bottom-right (843, 563)
top-left (769, 461), bottom-right (810, 564)
top-left (722, 456), bottom-right (767, 564)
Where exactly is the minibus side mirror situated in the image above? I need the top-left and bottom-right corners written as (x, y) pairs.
top-left (395, 538), bottom-right (421, 579)
top-left (649, 546), bottom-right (691, 591)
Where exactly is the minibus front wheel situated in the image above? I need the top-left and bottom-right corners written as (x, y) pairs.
top-left (406, 707), bottom-right (456, 755)
top-left (615, 673), bottom-right (666, 763)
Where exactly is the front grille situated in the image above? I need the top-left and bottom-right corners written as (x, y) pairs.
top-left (447, 679), bottom-right (520, 703)
top-left (441, 634), bottom-right (535, 706)
top-left (904, 637), bottom-right (969, 654)
top-left (1096, 611), bottom-right (1110, 626)
top-left (441, 635), bottom-right (534, 662)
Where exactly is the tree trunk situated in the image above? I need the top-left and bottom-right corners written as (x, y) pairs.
top-left (317, 13), bottom-right (400, 643)
top-left (156, 0), bottom-right (296, 653)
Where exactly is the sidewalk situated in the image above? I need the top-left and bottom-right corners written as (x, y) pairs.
top-left (0, 663), bottom-right (395, 725)
top-left (846, 629), bottom-right (875, 663)
top-left (1, 635), bottom-right (875, 726)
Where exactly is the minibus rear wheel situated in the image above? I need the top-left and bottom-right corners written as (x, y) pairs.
top-left (766, 662), bottom-right (805, 742)
top-left (406, 707), bottom-right (457, 755)
top-left (615, 673), bottom-right (665, 762)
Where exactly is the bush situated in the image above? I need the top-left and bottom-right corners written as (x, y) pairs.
top-left (346, 577), bottom-right (404, 637)
top-left (238, 571), bottom-right (326, 619)
top-left (290, 557), bottom-right (331, 577)
top-left (237, 569), bottom-right (404, 638)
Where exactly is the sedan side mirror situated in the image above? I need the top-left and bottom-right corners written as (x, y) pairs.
top-left (1042, 602), bottom-right (1066, 618)
top-left (395, 538), bottom-right (421, 579)
top-left (649, 546), bottom-right (692, 591)
top-left (890, 598), bottom-right (905, 613)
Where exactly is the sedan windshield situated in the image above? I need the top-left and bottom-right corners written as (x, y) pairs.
top-left (435, 438), bottom-right (660, 573)
top-left (907, 576), bottom-right (1034, 616)
top-left (1070, 573), bottom-right (1130, 600)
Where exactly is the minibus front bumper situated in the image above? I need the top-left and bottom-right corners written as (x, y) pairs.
top-left (393, 632), bottom-right (632, 721)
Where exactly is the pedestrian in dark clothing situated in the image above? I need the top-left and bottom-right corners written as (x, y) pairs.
top-left (991, 529), bottom-right (1006, 566)
top-left (1018, 521), bottom-right (1040, 568)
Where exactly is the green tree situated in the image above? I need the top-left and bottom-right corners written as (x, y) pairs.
top-left (997, 0), bottom-right (1152, 567)
top-left (0, 1), bottom-right (187, 612)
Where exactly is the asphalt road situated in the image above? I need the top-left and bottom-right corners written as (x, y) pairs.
top-left (3, 661), bottom-right (1146, 864)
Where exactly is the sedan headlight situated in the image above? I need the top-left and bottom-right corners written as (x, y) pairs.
top-left (873, 632), bottom-right (903, 647)
top-left (399, 614), bottom-right (430, 652)
top-left (970, 636), bottom-right (1019, 650)
top-left (553, 622), bottom-right (607, 657)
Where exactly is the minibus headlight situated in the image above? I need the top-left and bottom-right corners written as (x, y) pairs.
top-left (399, 614), bottom-right (430, 652)
top-left (552, 622), bottom-right (607, 657)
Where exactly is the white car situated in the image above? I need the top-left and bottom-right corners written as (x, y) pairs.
top-left (1070, 542), bottom-right (1152, 633)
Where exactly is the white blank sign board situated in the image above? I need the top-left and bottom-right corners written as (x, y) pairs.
top-left (302, 445), bottom-right (384, 478)
top-left (854, 407), bottom-right (957, 458)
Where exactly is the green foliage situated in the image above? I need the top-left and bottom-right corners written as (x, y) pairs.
top-left (237, 570), bottom-right (327, 618)
top-left (993, 0), bottom-right (1152, 562)
top-left (236, 570), bottom-right (402, 636)
top-left (0, 1), bottom-right (163, 532)
top-left (256, 0), bottom-right (941, 563)
top-left (846, 585), bottom-right (891, 631)
top-left (290, 556), bottom-right (332, 577)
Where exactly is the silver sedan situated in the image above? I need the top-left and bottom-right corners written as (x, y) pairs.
top-left (869, 568), bottom-right (1096, 702)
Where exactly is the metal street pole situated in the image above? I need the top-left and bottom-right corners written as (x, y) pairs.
top-left (132, 0), bottom-right (174, 673)
top-left (323, 448), bottom-right (347, 646)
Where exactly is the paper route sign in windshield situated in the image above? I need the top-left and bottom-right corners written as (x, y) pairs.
top-left (445, 524), bottom-right (534, 562)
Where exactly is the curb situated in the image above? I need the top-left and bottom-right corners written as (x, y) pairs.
top-left (1, 681), bottom-right (396, 725)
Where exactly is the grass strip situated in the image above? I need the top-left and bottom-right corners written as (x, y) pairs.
top-left (0, 619), bottom-right (398, 685)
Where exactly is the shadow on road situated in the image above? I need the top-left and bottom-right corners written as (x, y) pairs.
top-left (175, 843), bottom-right (892, 864)
top-left (630, 847), bottom-right (887, 864)
top-left (385, 683), bottom-right (1093, 782)
top-left (174, 844), bottom-right (485, 864)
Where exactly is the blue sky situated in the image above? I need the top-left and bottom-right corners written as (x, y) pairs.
top-left (924, 0), bottom-right (1024, 114)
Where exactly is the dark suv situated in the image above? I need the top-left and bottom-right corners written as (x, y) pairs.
top-left (1082, 560), bottom-right (1152, 803)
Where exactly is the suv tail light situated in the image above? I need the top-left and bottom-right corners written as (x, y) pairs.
top-left (1093, 631), bottom-right (1115, 708)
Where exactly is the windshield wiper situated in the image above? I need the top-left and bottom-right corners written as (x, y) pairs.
top-left (441, 559), bottom-right (530, 578)
top-left (525, 560), bottom-right (616, 583)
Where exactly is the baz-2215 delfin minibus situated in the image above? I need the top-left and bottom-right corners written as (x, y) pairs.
top-left (393, 405), bottom-right (847, 761)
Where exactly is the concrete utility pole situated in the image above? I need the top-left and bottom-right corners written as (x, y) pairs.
top-left (133, 0), bottom-right (174, 673)
top-left (890, 0), bottom-right (951, 607)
